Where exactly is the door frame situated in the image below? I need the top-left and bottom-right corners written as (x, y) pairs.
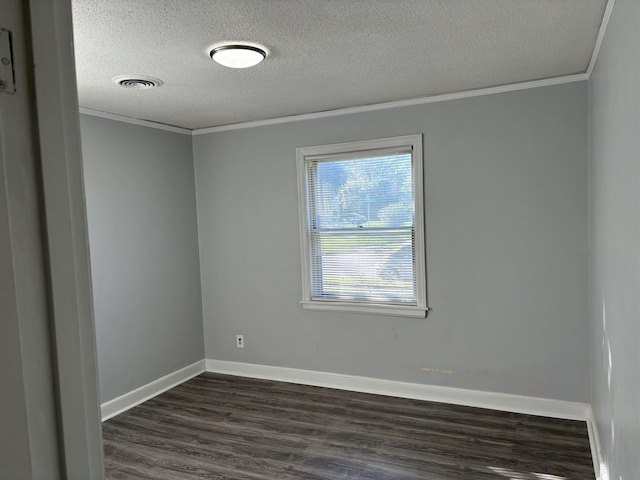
top-left (0, 0), bottom-right (104, 477)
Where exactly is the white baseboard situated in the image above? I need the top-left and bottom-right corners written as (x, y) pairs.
top-left (99, 357), bottom-right (592, 423)
top-left (100, 358), bottom-right (596, 477)
top-left (101, 360), bottom-right (206, 421)
top-left (205, 359), bottom-right (590, 421)
top-left (587, 407), bottom-right (604, 480)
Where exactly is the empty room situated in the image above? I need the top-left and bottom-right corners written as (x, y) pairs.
top-left (1, 0), bottom-right (638, 479)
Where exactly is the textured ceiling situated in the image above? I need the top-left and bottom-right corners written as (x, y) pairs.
top-left (71, 0), bottom-right (607, 130)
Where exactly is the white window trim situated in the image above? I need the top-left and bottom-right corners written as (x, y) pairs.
top-left (296, 134), bottom-right (428, 318)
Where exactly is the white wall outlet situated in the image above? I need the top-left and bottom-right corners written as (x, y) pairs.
top-left (236, 335), bottom-right (244, 348)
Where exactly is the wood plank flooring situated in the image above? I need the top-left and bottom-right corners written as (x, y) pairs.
top-left (102, 373), bottom-right (595, 479)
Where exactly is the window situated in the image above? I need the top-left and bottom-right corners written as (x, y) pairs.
top-left (296, 134), bottom-right (427, 317)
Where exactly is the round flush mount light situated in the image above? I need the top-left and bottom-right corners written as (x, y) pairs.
top-left (112, 75), bottom-right (163, 89)
top-left (209, 44), bottom-right (266, 69)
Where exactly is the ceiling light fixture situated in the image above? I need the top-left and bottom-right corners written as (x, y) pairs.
top-left (209, 45), bottom-right (266, 69)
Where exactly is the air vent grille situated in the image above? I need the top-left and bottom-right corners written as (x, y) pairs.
top-left (112, 75), bottom-right (163, 89)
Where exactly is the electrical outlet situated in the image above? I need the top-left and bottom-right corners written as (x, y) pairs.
top-left (236, 335), bottom-right (244, 348)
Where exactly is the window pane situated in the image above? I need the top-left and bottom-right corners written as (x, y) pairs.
top-left (309, 153), bottom-right (413, 229)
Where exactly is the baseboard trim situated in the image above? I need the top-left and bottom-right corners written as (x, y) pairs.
top-left (100, 360), bottom-right (206, 421)
top-left (99, 358), bottom-right (595, 476)
top-left (587, 407), bottom-right (603, 480)
top-left (205, 359), bottom-right (590, 421)
top-left (99, 358), bottom-right (591, 423)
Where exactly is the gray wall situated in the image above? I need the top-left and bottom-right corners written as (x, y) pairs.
top-left (194, 83), bottom-right (589, 402)
top-left (589, 0), bottom-right (640, 476)
top-left (81, 114), bottom-right (204, 403)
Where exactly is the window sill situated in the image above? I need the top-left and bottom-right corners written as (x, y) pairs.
top-left (301, 300), bottom-right (428, 318)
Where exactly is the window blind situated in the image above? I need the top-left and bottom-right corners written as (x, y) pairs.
top-left (305, 151), bottom-right (417, 305)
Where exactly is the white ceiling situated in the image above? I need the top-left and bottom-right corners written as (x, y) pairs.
top-left (71, 1), bottom-right (607, 130)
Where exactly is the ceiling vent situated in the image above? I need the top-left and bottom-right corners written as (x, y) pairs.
top-left (112, 75), bottom-right (163, 89)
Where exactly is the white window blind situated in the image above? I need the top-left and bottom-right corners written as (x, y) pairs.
top-left (296, 135), bottom-right (427, 317)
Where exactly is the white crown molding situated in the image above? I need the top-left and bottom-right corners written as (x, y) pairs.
top-left (79, 74), bottom-right (588, 136)
top-left (100, 360), bottom-right (205, 421)
top-left (586, 0), bottom-right (616, 78)
top-left (192, 74), bottom-right (588, 135)
top-left (205, 359), bottom-right (591, 421)
top-left (78, 107), bottom-right (192, 135)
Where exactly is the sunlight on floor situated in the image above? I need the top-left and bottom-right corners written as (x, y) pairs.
top-left (488, 466), bottom-right (567, 480)
top-left (599, 461), bottom-right (609, 480)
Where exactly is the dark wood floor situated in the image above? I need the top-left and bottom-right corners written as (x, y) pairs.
top-left (102, 373), bottom-right (595, 479)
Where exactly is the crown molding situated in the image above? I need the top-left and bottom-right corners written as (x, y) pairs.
top-left (79, 73), bottom-right (589, 136)
top-left (586, 0), bottom-right (616, 78)
top-left (192, 74), bottom-right (588, 135)
top-left (78, 107), bottom-right (192, 135)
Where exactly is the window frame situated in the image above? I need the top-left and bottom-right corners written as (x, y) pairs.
top-left (296, 134), bottom-right (427, 318)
